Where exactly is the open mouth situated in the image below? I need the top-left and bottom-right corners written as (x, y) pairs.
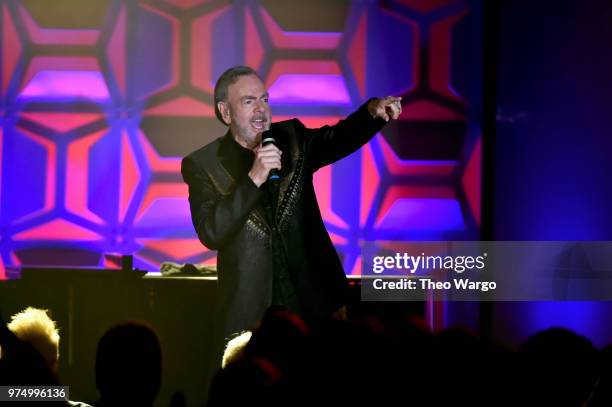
top-left (251, 118), bottom-right (267, 130)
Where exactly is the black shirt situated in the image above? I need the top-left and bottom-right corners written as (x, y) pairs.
top-left (223, 133), bottom-right (302, 315)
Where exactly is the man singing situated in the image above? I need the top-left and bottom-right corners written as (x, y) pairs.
top-left (181, 66), bottom-right (401, 340)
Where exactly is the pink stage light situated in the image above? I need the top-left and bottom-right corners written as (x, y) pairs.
top-left (20, 70), bottom-right (110, 101)
top-left (268, 74), bottom-right (351, 105)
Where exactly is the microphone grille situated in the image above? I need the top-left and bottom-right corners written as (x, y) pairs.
top-left (262, 137), bottom-right (276, 146)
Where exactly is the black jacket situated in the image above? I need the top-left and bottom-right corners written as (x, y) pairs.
top-left (181, 101), bottom-right (385, 338)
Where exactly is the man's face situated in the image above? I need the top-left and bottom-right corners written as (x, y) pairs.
top-left (221, 74), bottom-right (271, 148)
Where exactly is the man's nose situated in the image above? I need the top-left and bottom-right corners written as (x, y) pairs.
top-left (253, 99), bottom-right (265, 112)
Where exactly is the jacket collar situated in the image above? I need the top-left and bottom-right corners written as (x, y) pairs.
top-left (217, 130), bottom-right (272, 228)
top-left (218, 130), bottom-right (254, 180)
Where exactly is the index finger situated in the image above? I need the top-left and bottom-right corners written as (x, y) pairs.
top-left (258, 144), bottom-right (282, 155)
top-left (381, 96), bottom-right (402, 106)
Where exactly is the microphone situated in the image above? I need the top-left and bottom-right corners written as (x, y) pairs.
top-left (261, 131), bottom-right (280, 225)
top-left (261, 131), bottom-right (280, 182)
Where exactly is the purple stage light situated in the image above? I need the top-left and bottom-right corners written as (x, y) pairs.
top-left (268, 74), bottom-right (351, 105)
top-left (376, 198), bottom-right (465, 232)
top-left (20, 70), bottom-right (110, 101)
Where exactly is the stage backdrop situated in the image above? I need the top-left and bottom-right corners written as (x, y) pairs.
top-left (0, 0), bottom-right (482, 278)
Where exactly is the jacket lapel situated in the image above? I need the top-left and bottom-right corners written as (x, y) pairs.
top-left (271, 122), bottom-right (299, 225)
top-left (217, 131), bottom-right (270, 229)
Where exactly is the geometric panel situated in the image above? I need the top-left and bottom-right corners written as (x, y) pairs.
top-left (429, 11), bottom-right (469, 102)
top-left (268, 74), bottom-right (351, 105)
top-left (20, 71), bottom-right (110, 101)
top-left (401, 100), bottom-right (465, 121)
top-left (163, 0), bottom-right (212, 10)
top-left (191, 6), bottom-right (233, 94)
top-left (260, 0), bottom-right (350, 32)
top-left (2, 3), bottom-right (22, 95)
top-left (19, 56), bottom-right (104, 100)
top-left (462, 137), bottom-right (481, 226)
top-left (116, 130), bottom-right (140, 224)
top-left (3, 129), bottom-right (54, 223)
top-left (13, 218), bottom-right (101, 241)
top-left (376, 197), bottom-right (465, 232)
top-left (381, 119), bottom-right (467, 160)
top-left (366, 7), bottom-right (417, 97)
top-left (140, 115), bottom-right (225, 158)
top-left (85, 128), bottom-right (121, 225)
top-left (244, 7), bottom-right (265, 71)
top-left (266, 60), bottom-right (344, 89)
top-left (135, 195), bottom-right (192, 230)
top-left (395, 0), bottom-right (461, 14)
top-left (450, 11), bottom-right (477, 105)
top-left (0, 128), bottom-right (2, 215)
top-left (18, 112), bottom-right (104, 133)
top-left (106, 5), bottom-right (127, 95)
top-left (258, 6), bottom-right (343, 48)
top-left (360, 142), bottom-right (380, 227)
top-left (17, 3), bottom-right (100, 44)
top-left (347, 11), bottom-right (367, 98)
top-left (0, 0), bottom-right (482, 279)
top-left (136, 237), bottom-right (216, 270)
top-left (20, 0), bottom-right (109, 29)
top-left (313, 164), bottom-right (349, 230)
top-left (144, 97), bottom-right (214, 117)
top-left (131, 4), bottom-right (178, 99)
top-left (66, 130), bottom-right (107, 224)
top-left (14, 246), bottom-right (102, 267)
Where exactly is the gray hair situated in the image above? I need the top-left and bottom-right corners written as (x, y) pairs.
top-left (214, 66), bottom-right (261, 124)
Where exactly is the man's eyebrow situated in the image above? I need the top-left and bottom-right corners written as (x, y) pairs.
top-left (240, 93), bottom-right (269, 101)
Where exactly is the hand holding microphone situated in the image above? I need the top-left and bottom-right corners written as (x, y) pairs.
top-left (261, 135), bottom-right (280, 182)
top-left (248, 130), bottom-right (282, 187)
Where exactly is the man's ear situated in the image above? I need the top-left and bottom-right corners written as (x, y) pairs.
top-left (217, 101), bottom-right (231, 125)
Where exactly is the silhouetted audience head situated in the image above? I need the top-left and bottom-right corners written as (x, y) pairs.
top-left (95, 322), bottom-right (162, 407)
top-left (244, 307), bottom-right (310, 372)
top-left (87, 309), bottom-right (612, 407)
top-left (208, 356), bottom-right (285, 406)
top-left (0, 310), bottom-right (67, 407)
top-left (209, 307), bottom-right (311, 406)
top-left (519, 327), bottom-right (598, 407)
top-left (221, 330), bottom-right (252, 369)
top-left (6, 307), bottom-right (60, 372)
top-left (429, 327), bottom-right (517, 406)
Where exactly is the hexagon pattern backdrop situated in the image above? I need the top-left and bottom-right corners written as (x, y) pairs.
top-left (0, 0), bottom-right (482, 278)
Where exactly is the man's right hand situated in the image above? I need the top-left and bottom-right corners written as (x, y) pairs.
top-left (248, 143), bottom-right (282, 187)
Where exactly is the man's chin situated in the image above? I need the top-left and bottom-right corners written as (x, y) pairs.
top-left (233, 122), bottom-right (271, 146)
